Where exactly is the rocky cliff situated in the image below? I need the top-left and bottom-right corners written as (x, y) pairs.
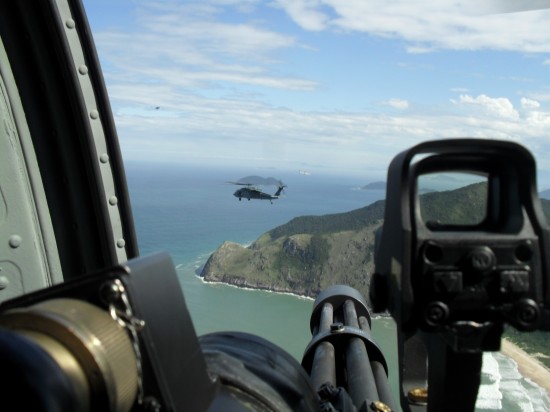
top-left (201, 199), bottom-right (385, 298)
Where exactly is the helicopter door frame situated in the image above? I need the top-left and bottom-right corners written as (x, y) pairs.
top-left (0, 0), bottom-right (138, 298)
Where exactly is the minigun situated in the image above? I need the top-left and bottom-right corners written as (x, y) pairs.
top-left (302, 285), bottom-right (396, 412)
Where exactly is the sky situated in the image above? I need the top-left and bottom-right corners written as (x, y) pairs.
top-left (82, 0), bottom-right (550, 183)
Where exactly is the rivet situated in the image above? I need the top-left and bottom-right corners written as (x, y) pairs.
top-left (117, 239), bottom-right (126, 248)
top-left (100, 281), bottom-right (122, 304)
top-left (8, 235), bottom-right (22, 248)
top-left (100, 153), bottom-right (109, 163)
top-left (78, 65), bottom-right (88, 75)
top-left (65, 19), bottom-right (76, 29)
top-left (90, 110), bottom-right (99, 119)
top-left (0, 276), bottom-right (9, 290)
top-left (407, 387), bottom-right (428, 405)
top-left (109, 196), bottom-right (118, 205)
top-left (330, 322), bottom-right (345, 333)
top-left (370, 401), bottom-right (392, 412)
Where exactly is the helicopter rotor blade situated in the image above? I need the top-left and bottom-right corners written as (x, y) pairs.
top-left (225, 181), bottom-right (254, 186)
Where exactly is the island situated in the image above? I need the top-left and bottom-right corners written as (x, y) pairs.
top-left (361, 181), bottom-right (386, 190)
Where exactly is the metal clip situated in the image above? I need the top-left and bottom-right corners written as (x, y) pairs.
top-left (102, 279), bottom-right (146, 405)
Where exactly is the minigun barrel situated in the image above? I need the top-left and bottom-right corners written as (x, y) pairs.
top-left (302, 285), bottom-right (395, 411)
top-left (310, 302), bottom-right (337, 389)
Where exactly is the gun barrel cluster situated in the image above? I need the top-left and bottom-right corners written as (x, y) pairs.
top-left (302, 285), bottom-right (396, 411)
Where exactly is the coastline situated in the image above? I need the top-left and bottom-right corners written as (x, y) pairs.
top-left (198, 275), bottom-right (315, 301)
top-left (501, 338), bottom-right (550, 397)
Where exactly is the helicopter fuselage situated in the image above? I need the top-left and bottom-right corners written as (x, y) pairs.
top-left (233, 188), bottom-right (278, 201)
top-left (232, 183), bottom-right (285, 204)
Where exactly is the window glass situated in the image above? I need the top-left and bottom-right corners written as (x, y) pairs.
top-left (418, 172), bottom-right (488, 227)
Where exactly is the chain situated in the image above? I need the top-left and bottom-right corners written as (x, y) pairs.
top-left (105, 279), bottom-right (146, 405)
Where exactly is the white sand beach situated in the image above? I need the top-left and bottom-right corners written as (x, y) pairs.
top-left (501, 338), bottom-right (550, 396)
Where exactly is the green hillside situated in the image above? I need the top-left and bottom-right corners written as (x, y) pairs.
top-left (420, 182), bottom-right (487, 225)
top-left (268, 199), bottom-right (385, 239)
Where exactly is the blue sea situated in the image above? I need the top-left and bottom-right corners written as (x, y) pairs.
top-left (125, 161), bottom-right (550, 412)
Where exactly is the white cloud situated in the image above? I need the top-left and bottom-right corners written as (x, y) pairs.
top-left (521, 97), bottom-right (541, 109)
top-left (274, 0), bottom-right (328, 31)
top-left (142, 19), bottom-right (296, 58)
top-left (524, 92), bottom-right (550, 102)
top-left (455, 94), bottom-right (519, 119)
top-left (384, 98), bottom-right (409, 109)
top-left (112, 84), bottom-right (550, 179)
top-left (85, 1), bottom-right (550, 181)
top-left (275, 0), bottom-right (550, 53)
top-left (94, 2), bottom-right (315, 92)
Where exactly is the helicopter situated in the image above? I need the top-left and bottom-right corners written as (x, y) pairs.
top-left (229, 181), bottom-right (287, 203)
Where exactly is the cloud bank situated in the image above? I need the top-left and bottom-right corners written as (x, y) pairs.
top-left (86, 0), bottom-right (550, 183)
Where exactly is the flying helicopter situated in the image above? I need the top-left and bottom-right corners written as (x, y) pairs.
top-left (228, 181), bottom-right (287, 204)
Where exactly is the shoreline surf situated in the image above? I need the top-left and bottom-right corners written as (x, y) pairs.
top-left (197, 275), bottom-right (315, 301)
top-left (501, 338), bottom-right (550, 397)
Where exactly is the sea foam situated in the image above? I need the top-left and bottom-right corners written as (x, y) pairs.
top-left (476, 352), bottom-right (550, 412)
top-left (476, 353), bottom-right (503, 410)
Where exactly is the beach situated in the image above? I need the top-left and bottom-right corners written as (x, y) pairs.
top-left (501, 338), bottom-right (550, 396)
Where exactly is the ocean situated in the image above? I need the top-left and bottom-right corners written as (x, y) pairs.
top-left (125, 161), bottom-right (550, 411)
